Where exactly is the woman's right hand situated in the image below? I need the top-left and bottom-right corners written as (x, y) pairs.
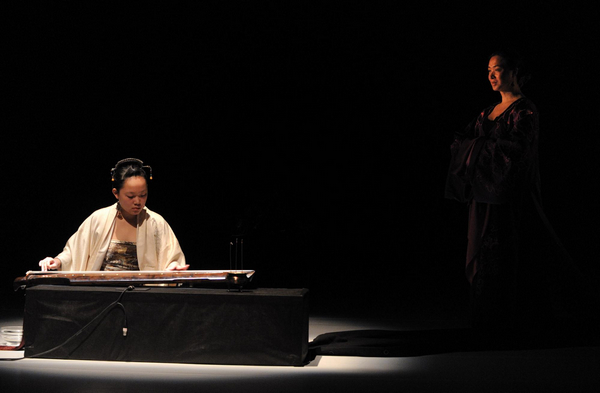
top-left (39, 257), bottom-right (61, 271)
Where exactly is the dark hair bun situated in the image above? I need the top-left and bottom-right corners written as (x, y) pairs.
top-left (111, 158), bottom-right (153, 190)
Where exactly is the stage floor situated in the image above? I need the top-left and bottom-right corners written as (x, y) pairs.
top-left (2, 306), bottom-right (599, 393)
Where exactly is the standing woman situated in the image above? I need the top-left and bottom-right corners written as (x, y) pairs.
top-left (446, 50), bottom-right (548, 329)
top-left (39, 158), bottom-right (189, 272)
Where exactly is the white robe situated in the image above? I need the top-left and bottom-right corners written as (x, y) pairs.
top-left (56, 203), bottom-right (186, 271)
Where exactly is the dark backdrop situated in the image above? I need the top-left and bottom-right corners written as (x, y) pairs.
top-left (3, 2), bottom-right (598, 317)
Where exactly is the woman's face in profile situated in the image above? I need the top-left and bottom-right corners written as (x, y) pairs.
top-left (488, 55), bottom-right (515, 92)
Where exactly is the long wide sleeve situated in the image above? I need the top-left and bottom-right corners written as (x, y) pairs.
top-left (470, 105), bottom-right (538, 204)
top-left (55, 205), bottom-right (117, 271)
top-left (446, 99), bottom-right (539, 204)
top-left (136, 208), bottom-right (186, 270)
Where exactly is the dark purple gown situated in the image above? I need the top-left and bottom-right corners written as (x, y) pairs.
top-left (445, 98), bottom-right (595, 329)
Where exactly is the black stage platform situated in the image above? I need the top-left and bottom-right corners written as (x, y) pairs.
top-left (22, 285), bottom-right (308, 366)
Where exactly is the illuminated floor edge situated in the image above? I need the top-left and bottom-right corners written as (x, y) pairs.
top-left (2, 312), bottom-right (599, 393)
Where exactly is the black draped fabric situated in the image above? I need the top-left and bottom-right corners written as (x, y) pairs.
top-left (23, 286), bottom-right (309, 366)
top-left (446, 98), bottom-right (598, 330)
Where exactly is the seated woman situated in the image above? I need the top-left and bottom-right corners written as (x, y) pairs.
top-left (39, 158), bottom-right (189, 272)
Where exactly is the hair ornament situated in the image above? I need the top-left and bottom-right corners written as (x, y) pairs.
top-left (111, 158), bottom-right (153, 181)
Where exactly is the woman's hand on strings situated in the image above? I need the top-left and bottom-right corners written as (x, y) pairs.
top-left (165, 262), bottom-right (190, 271)
top-left (39, 257), bottom-right (61, 271)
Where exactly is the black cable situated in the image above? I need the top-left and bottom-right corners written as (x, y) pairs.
top-left (29, 285), bottom-right (135, 358)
